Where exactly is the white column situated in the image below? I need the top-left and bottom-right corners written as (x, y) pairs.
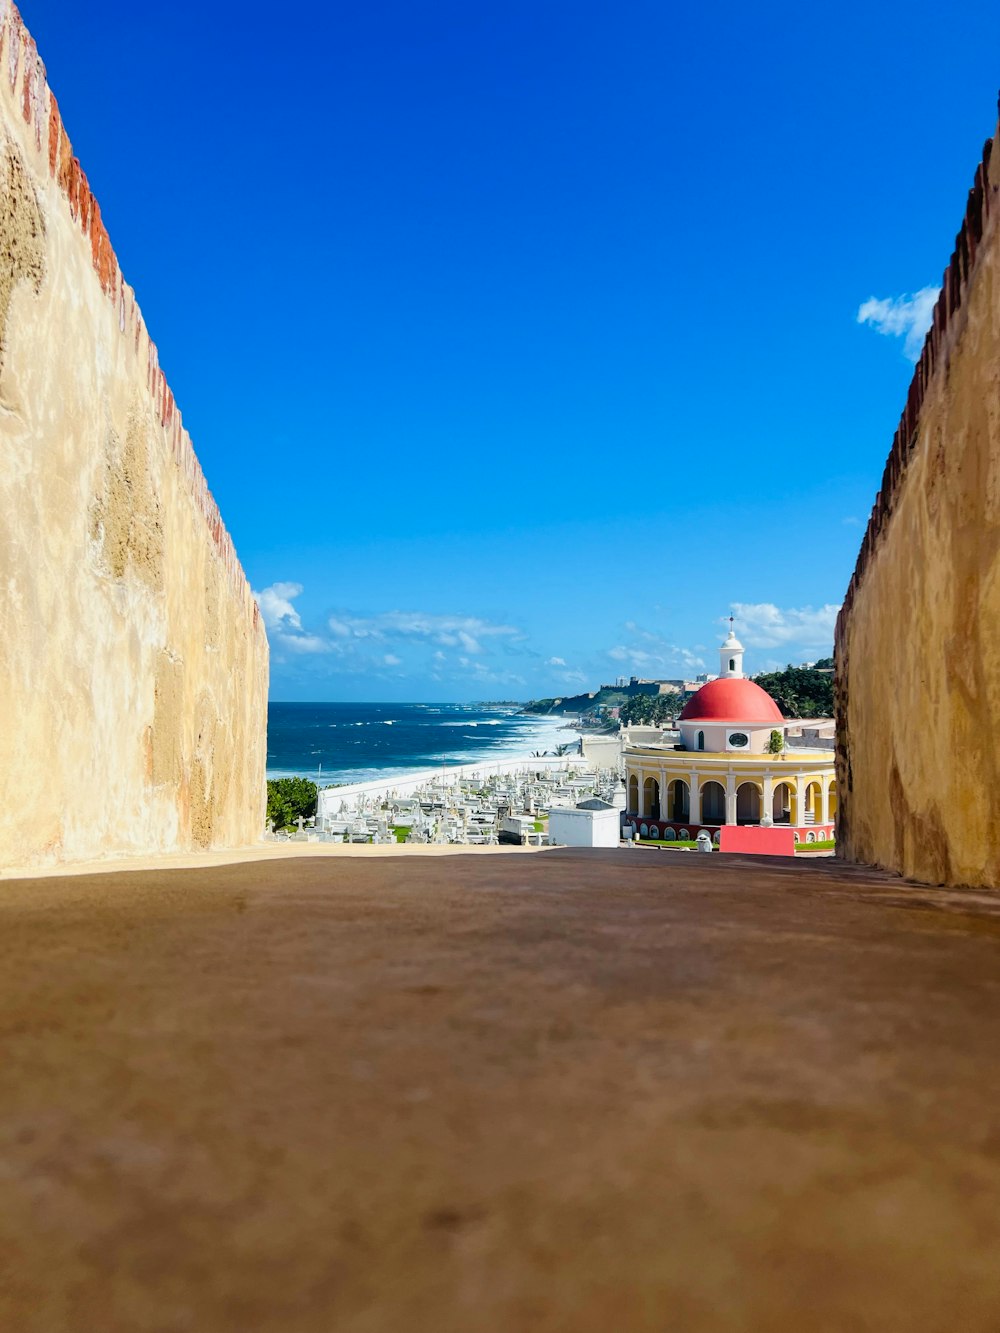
top-left (762, 774), bottom-right (774, 823)
top-left (725, 773), bottom-right (737, 825)
top-left (820, 780), bottom-right (830, 827)
top-left (689, 772), bottom-right (700, 824)
top-left (659, 771), bottom-right (667, 821)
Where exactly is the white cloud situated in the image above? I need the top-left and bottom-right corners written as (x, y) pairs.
top-left (546, 656), bottom-right (567, 667)
top-left (730, 602), bottom-right (839, 651)
top-left (606, 627), bottom-right (704, 675)
top-left (857, 286), bottom-right (939, 362)
top-left (325, 610), bottom-right (523, 655)
top-left (253, 581), bottom-right (304, 632)
top-left (283, 634), bottom-right (337, 655)
top-left (252, 583), bottom-right (338, 657)
top-left (251, 592), bottom-right (532, 682)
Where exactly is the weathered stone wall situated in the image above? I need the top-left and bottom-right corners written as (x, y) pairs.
top-left (0, 3), bottom-right (268, 868)
top-left (836, 113), bottom-right (1000, 887)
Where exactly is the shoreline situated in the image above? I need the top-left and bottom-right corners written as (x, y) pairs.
top-left (267, 714), bottom-right (586, 788)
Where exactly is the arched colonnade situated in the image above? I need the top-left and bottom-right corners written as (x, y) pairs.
top-left (630, 770), bottom-right (838, 826)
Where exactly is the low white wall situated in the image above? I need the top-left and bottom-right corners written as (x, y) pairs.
top-left (548, 807), bottom-right (620, 848)
top-left (581, 735), bottom-right (623, 768)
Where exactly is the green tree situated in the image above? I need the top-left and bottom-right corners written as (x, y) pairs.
top-left (765, 729), bottom-right (784, 754)
top-left (752, 666), bottom-right (834, 719)
top-left (267, 777), bottom-right (318, 831)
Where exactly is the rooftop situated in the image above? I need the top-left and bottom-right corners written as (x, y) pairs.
top-left (679, 676), bottom-right (785, 725)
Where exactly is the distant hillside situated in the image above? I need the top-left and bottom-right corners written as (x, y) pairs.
top-left (524, 682), bottom-right (669, 716)
top-left (526, 661), bottom-right (835, 721)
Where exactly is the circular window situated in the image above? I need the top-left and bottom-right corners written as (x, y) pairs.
top-left (678, 829), bottom-right (690, 841)
top-left (664, 828), bottom-right (676, 841)
top-left (728, 732), bottom-right (749, 748)
top-left (648, 824), bottom-right (659, 839)
top-left (640, 823), bottom-right (648, 839)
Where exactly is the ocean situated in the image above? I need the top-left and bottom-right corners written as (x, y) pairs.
top-left (266, 702), bottom-right (581, 784)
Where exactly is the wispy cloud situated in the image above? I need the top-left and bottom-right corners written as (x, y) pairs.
top-left (857, 286), bottom-right (939, 362)
top-left (546, 656), bottom-right (566, 667)
top-left (729, 602), bottom-right (839, 652)
top-left (253, 588), bottom-right (531, 682)
top-left (326, 611), bottom-right (523, 655)
top-left (605, 624), bottom-right (705, 676)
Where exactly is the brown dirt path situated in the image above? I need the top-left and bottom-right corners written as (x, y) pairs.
top-left (2, 848), bottom-right (1000, 1332)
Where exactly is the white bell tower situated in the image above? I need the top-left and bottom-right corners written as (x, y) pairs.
top-left (719, 616), bottom-right (744, 679)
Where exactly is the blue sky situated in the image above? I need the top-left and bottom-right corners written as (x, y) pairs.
top-left (24, 1), bottom-right (1000, 699)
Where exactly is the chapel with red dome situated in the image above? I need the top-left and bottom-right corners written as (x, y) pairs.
top-left (623, 621), bottom-right (837, 846)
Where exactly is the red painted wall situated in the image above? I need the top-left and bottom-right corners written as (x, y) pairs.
top-left (718, 826), bottom-right (797, 857)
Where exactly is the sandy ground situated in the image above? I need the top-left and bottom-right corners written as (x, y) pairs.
top-left (2, 847), bottom-right (1000, 1331)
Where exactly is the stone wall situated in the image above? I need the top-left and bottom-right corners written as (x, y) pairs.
top-left (0, 3), bottom-right (268, 868)
top-left (835, 110), bottom-right (1000, 887)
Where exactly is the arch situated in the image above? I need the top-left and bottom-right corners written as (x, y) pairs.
top-left (677, 828), bottom-right (690, 841)
top-left (700, 780), bottom-right (726, 824)
top-left (663, 827), bottom-right (676, 841)
top-left (772, 781), bottom-right (793, 824)
top-left (642, 776), bottom-right (660, 820)
top-left (627, 774), bottom-right (639, 814)
top-left (827, 778), bottom-right (838, 821)
top-left (804, 780), bottom-right (822, 824)
top-left (729, 657), bottom-right (736, 672)
top-left (666, 778), bottom-right (690, 822)
top-left (697, 730), bottom-right (705, 751)
top-left (639, 823), bottom-right (648, 839)
top-left (736, 781), bottom-right (761, 825)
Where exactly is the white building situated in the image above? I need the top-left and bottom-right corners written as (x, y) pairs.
top-left (548, 799), bottom-right (620, 848)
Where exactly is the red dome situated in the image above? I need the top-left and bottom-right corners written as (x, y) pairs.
top-left (679, 677), bottom-right (784, 725)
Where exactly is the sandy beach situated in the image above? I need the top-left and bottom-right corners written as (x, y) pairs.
top-left (3, 847), bottom-right (1000, 1331)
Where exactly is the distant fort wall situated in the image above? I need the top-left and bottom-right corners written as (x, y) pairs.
top-left (0, 3), bottom-right (268, 868)
top-left (835, 111), bottom-right (1000, 887)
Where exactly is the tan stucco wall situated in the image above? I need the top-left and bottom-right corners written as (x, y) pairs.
top-left (836, 123), bottom-right (1000, 887)
top-left (0, 5), bottom-right (268, 868)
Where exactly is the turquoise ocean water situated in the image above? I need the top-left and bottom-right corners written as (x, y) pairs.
top-left (266, 702), bottom-right (579, 784)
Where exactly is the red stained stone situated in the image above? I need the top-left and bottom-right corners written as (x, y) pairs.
top-left (21, 35), bottom-right (34, 124)
top-left (7, 14), bottom-right (19, 93)
top-left (47, 89), bottom-right (59, 176)
top-left (88, 196), bottom-right (101, 264)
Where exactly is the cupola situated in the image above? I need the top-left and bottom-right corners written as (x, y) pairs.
top-left (719, 617), bottom-right (744, 679)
